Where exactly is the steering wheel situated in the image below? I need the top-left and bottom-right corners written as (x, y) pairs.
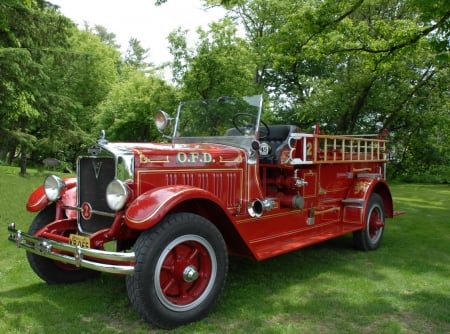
top-left (232, 113), bottom-right (270, 139)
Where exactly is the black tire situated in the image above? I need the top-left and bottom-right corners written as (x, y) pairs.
top-left (126, 212), bottom-right (228, 329)
top-left (353, 193), bottom-right (385, 251)
top-left (26, 204), bottom-right (100, 284)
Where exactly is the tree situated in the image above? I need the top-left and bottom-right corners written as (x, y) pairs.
top-left (1, 1), bottom-right (124, 173)
top-left (0, 0), bottom-right (74, 175)
top-left (124, 37), bottom-right (153, 71)
top-left (91, 24), bottom-right (121, 49)
top-left (168, 17), bottom-right (259, 99)
top-left (96, 70), bottom-right (178, 142)
top-left (219, 0), bottom-right (450, 178)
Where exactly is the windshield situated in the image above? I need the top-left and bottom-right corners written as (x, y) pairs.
top-left (171, 95), bottom-right (264, 139)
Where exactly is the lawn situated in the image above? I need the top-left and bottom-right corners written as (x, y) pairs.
top-left (0, 166), bottom-right (449, 333)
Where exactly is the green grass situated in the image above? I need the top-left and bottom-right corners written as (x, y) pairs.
top-left (1, 166), bottom-right (449, 333)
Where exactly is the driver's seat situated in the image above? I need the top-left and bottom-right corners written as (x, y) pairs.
top-left (260, 125), bottom-right (298, 164)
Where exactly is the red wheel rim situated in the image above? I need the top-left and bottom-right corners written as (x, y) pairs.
top-left (155, 235), bottom-right (216, 311)
top-left (368, 205), bottom-right (384, 241)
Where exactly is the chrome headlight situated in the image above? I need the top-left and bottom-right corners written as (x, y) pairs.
top-left (106, 179), bottom-right (129, 211)
top-left (44, 175), bottom-right (66, 201)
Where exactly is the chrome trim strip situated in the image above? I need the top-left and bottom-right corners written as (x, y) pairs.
top-left (63, 205), bottom-right (116, 218)
top-left (342, 198), bottom-right (364, 207)
top-left (8, 224), bottom-right (135, 275)
top-left (357, 173), bottom-right (382, 179)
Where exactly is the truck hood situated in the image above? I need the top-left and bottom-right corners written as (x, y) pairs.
top-left (105, 141), bottom-right (247, 169)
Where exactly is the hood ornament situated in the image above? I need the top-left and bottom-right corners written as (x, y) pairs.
top-left (88, 130), bottom-right (108, 156)
top-left (97, 129), bottom-right (108, 145)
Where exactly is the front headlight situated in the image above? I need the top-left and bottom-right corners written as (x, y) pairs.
top-left (106, 179), bottom-right (129, 211)
top-left (44, 175), bottom-right (66, 201)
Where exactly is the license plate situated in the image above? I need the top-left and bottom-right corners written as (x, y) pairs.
top-left (69, 234), bottom-right (90, 248)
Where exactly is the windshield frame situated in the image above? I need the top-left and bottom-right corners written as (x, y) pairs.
top-left (169, 95), bottom-right (264, 148)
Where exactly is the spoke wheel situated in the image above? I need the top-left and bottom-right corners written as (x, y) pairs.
top-left (26, 204), bottom-right (99, 284)
top-left (368, 205), bottom-right (385, 243)
top-left (155, 234), bottom-right (216, 311)
top-left (126, 212), bottom-right (228, 329)
top-left (353, 193), bottom-right (386, 251)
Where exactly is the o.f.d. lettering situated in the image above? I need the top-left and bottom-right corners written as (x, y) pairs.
top-left (176, 152), bottom-right (213, 164)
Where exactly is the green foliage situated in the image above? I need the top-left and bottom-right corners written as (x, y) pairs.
top-left (0, 0), bottom-right (76, 173)
top-left (1, 0), bottom-right (448, 180)
top-left (68, 30), bottom-right (120, 110)
top-left (392, 165), bottom-right (450, 184)
top-left (222, 0), bottom-right (450, 180)
top-left (24, 26), bottom-right (122, 169)
top-left (124, 37), bottom-right (152, 71)
top-left (96, 70), bottom-right (178, 141)
top-left (0, 1), bottom-right (123, 171)
top-left (89, 24), bottom-right (121, 49)
top-left (168, 17), bottom-right (260, 99)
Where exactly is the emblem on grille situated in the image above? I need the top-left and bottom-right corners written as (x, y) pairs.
top-left (92, 161), bottom-right (102, 179)
top-left (81, 202), bottom-right (92, 220)
top-left (88, 144), bottom-right (102, 155)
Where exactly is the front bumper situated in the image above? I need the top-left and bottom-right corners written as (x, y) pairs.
top-left (7, 223), bottom-right (135, 275)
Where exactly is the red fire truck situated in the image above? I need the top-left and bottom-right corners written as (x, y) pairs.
top-left (8, 95), bottom-right (395, 328)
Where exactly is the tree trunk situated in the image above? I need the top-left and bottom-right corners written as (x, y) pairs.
top-left (7, 144), bottom-right (16, 165)
top-left (19, 143), bottom-right (27, 176)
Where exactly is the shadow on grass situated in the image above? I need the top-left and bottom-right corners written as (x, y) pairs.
top-left (0, 274), bottom-right (151, 334)
top-left (1, 183), bottom-right (448, 333)
top-left (212, 232), bottom-right (450, 333)
top-left (1, 232), bottom-right (448, 333)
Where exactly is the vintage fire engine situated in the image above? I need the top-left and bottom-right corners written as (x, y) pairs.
top-left (8, 95), bottom-right (394, 328)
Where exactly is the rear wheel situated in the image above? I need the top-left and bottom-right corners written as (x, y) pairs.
top-left (353, 193), bottom-right (385, 251)
top-left (26, 204), bottom-right (100, 284)
top-left (126, 212), bottom-right (228, 329)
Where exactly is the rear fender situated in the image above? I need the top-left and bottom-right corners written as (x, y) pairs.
top-left (343, 178), bottom-right (394, 225)
top-left (27, 177), bottom-right (77, 212)
top-left (125, 185), bottom-right (231, 230)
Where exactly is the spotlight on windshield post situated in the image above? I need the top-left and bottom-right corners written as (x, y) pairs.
top-left (154, 110), bottom-right (172, 132)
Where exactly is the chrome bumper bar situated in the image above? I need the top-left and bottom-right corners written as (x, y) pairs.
top-left (7, 223), bottom-right (135, 275)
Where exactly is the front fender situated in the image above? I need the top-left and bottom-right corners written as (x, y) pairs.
top-left (125, 185), bottom-right (227, 230)
top-left (26, 177), bottom-right (77, 212)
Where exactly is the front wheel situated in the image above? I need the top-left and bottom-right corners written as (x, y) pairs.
top-left (353, 193), bottom-right (385, 251)
top-left (26, 204), bottom-right (100, 284)
top-left (126, 212), bottom-right (228, 329)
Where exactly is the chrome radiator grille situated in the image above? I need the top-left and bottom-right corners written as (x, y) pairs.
top-left (78, 157), bottom-right (115, 233)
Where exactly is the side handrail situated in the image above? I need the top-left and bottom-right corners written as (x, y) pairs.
top-left (288, 133), bottom-right (388, 165)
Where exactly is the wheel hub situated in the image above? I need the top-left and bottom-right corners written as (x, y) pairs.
top-left (183, 265), bottom-right (199, 282)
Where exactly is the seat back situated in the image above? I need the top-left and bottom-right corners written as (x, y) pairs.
top-left (261, 125), bottom-right (298, 164)
top-left (224, 128), bottom-right (241, 136)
